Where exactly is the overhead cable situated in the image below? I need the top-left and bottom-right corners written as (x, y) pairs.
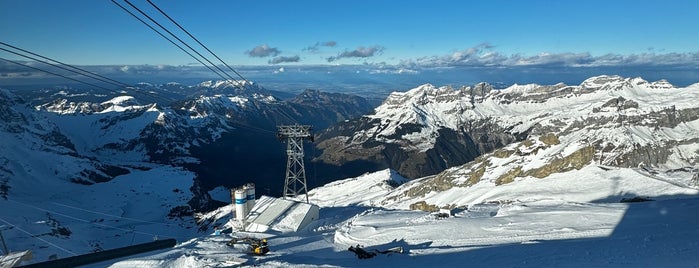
top-left (121, 0), bottom-right (244, 90)
top-left (0, 47), bottom-right (125, 89)
top-left (0, 41), bottom-right (130, 88)
top-left (0, 57), bottom-right (114, 91)
top-left (110, 0), bottom-right (230, 83)
top-left (0, 217), bottom-right (78, 256)
top-left (145, 0), bottom-right (249, 83)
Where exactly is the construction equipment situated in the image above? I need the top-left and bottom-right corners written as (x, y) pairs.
top-left (226, 237), bottom-right (270, 256)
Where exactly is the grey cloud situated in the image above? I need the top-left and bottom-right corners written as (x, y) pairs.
top-left (246, 44), bottom-right (281, 58)
top-left (326, 46), bottom-right (384, 62)
top-left (303, 41), bottom-right (338, 53)
top-left (268, 55), bottom-right (301, 64)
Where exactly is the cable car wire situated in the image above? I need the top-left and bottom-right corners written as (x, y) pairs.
top-left (121, 0), bottom-right (244, 91)
top-left (110, 0), bottom-right (230, 83)
top-left (0, 57), bottom-right (115, 92)
top-left (145, 0), bottom-right (249, 83)
top-left (0, 217), bottom-right (78, 256)
top-left (0, 47), bottom-right (125, 89)
top-left (0, 41), bottom-right (130, 88)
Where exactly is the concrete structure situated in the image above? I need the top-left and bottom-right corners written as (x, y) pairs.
top-left (0, 250), bottom-right (32, 268)
top-left (244, 196), bottom-right (319, 233)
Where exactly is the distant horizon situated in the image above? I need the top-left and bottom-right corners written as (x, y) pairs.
top-left (3, 61), bottom-right (698, 100)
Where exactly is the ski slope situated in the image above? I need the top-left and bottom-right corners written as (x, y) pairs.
top-left (103, 168), bottom-right (699, 267)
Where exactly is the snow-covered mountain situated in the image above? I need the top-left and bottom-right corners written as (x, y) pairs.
top-left (316, 75), bottom-right (699, 179)
top-left (25, 80), bottom-right (373, 168)
top-left (102, 75), bottom-right (699, 267)
top-left (4, 75), bottom-right (699, 267)
top-left (0, 81), bottom-right (373, 264)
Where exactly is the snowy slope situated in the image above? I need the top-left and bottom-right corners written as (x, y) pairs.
top-left (306, 169), bottom-right (408, 207)
top-left (103, 168), bottom-right (699, 267)
top-left (0, 89), bottom-right (201, 263)
top-left (1, 165), bottom-right (200, 262)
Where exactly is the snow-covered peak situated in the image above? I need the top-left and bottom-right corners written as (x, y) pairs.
top-left (578, 75), bottom-right (670, 91)
top-left (580, 75), bottom-right (629, 89)
top-left (97, 96), bottom-right (145, 113)
top-left (502, 83), bottom-right (541, 93)
top-left (650, 79), bottom-right (674, 89)
top-left (183, 94), bottom-right (249, 119)
top-left (381, 83), bottom-right (476, 107)
top-left (382, 83), bottom-right (436, 105)
top-left (198, 79), bottom-right (254, 89)
top-left (37, 96), bottom-right (149, 115)
top-left (101, 95), bottom-right (136, 106)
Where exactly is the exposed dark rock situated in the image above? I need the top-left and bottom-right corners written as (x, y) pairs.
top-left (620, 196), bottom-right (654, 203)
top-left (0, 177), bottom-right (9, 200)
top-left (167, 205), bottom-right (193, 218)
top-left (316, 118), bottom-right (526, 179)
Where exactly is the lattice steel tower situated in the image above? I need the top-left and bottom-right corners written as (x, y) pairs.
top-left (277, 124), bottom-right (313, 203)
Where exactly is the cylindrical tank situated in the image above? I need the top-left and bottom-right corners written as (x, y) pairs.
top-left (230, 188), bottom-right (236, 218)
top-left (234, 188), bottom-right (247, 221)
top-left (245, 183), bottom-right (256, 211)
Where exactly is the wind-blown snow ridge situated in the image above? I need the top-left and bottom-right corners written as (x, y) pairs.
top-left (306, 169), bottom-right (408, 207)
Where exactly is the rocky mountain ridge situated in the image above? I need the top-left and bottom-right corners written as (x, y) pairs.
top-left (315, 75), bottom-right (699, 179)
top-left (4, 81), bottom-right (373, 209)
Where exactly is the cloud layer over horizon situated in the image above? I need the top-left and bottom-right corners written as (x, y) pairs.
top-left (400, 43), bottom-right (699, 68)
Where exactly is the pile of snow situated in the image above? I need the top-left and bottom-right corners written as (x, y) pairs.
top-left (307, 169), bottom-right (408, 207)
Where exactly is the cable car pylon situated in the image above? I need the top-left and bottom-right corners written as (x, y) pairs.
top-left (277, 124), bottom-right (313, 203)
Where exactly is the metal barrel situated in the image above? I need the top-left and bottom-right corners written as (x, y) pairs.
top-left (245, 183), bottom-right (256, 211)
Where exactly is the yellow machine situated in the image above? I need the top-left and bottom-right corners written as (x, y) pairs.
top-left (250, 238), bottom-right (269, 256)
top-left (227, 237), bottom-right (270, 256)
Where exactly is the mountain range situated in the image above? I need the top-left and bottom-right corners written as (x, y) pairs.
top-left (1, 75), bottom-right (699, 265)
top-left (316, 75), bottom-right (699, 180)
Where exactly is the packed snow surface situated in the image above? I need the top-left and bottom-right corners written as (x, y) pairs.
top-left (103, 168), bottom-right (699, 267)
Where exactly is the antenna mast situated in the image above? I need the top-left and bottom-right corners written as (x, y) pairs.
top-left (277, 124), bottom-right (313, 203)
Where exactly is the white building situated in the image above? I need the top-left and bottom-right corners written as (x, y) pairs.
top-left (243, 196), bottom-right (319, 233)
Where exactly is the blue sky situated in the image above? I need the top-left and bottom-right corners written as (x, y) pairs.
top-left (1, 0), bottom-right (698, 67)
